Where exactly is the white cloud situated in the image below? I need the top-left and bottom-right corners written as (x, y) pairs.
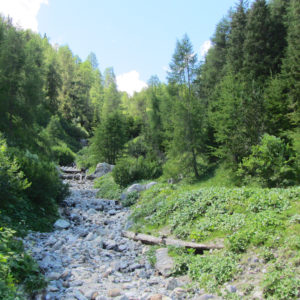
top-left (0, 0), bottom-right (48, 32)
top-left (116, 70), bottom-right (148, 96)
top-left (200, 40), bottom-right (212, 58)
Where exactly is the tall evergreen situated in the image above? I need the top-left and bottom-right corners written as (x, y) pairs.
top-left (168, 34), bottom-right (206, 179)
top-left (282, 0), bottom-right (300, 126)
top-left (226, 0), bottom-right (247, 74)
top-left (243, 0), bottom-right (273, 83)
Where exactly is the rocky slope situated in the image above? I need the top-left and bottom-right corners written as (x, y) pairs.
top-left (23, 171), bottom-right (214, 300)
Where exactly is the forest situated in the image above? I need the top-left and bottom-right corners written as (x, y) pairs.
top-left (0, 0), bottom-right (299, 298)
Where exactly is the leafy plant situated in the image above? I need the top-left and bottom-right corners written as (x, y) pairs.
top-left (237, 134), bottom-right (298, 187)
top-left (122, 191), bottom-right (139, 207)
top-left (113, 155), bottom-right (162, 187)
top-left (262, 265), bottom-right (300, 299)
top-left (95, 173), bottom-right (122, 200)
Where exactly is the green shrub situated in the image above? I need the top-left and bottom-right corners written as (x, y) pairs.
top-left (0, 138), bottom-right (30, 208)
top-left (122, 191), bottom-right (139, 207)
top-left (187, 251), bottom-right (238, 292)
top-left (17, 150), bottom-right (68, 205)
top-left (163, 153), bottom-right (209, 182)
top-left (95, 173), bottom-right (122, 200)
top-left (113, 156), bottom-right (162, 187)
top-left (0, 227), bottom-right (46, 298)
top-left (75, 146), bottom-right (94, 170)
top-left (262, 265), bottom-right (300, 299)
top-left (237, 134), bottom-right (298, 187)
top-left (125, 136), bottom-right (148, 158)
top-left (52, 143), bottom-right (75, 165)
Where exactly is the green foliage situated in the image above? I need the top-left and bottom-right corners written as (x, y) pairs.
top-left (262, 264), bottom-right (300, 299)
top-left (173, 250), bottom-right (238, 292)
top-left (237, 134), bottom-right (298, 187)
top-left (0, 227), bottom-right (46, 298)
top-left (16, 150), bottom-right (68, 206)
top-left (122, 191), bottom-right (139, 207)
top-left (113, 156), bottom-right (162, 187)
top-left (94, 173), bottom-right (122, 200)
top-left (0, 137), bottom-right (30, 208)
top-left (167, 34), bottom-right (207, 180)
top-left (163, 153), bottom-right (209, 182)
top-left (89, 111), bottom-right (127, 165)
top-left (51, 143), bottom-right (75, 165)
top-left (131, 183), bottom-right (300, 248)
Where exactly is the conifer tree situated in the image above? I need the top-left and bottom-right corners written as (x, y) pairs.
top-left (168, 34), bottom-right (206, 179)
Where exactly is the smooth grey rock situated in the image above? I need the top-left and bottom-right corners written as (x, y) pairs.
top-left (155, 248), bottom-right (174, 277)
top-left (145, 181), bottom-right (158, 190)
top-left (86, 162), bottom-right (114, 179)
top-left (54, 219), bottom-right (70, 229)
top-left (226, 285), bottom-right (237, 293)
top-left (196, 295), bottom-right (215, 300)
top-left (127, 183), bottom-right (145, 193)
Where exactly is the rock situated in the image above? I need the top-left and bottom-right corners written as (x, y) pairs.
top-left (115, 296), bottom-right (129, 300)
top-left (107, 288), bottom-right (122, 297)
top-left (226, 285), bottom-right (237, 293)
top-left (155, 248), bottom-right (174, 277)
top-left (73, 289), bottom-right (88, 300)
top-left (165, 278), bottom-right (179, 290)
top-left (195, 295), bottom-right (215, 300)
top-left (145, 182), bottom-right (158, 190)
top-left (103, 239), bottom-right (117, 250)
top-left (173, 287), bottom-right (186, 298)
top-left (47, 272), bottom-right (61, 280)
top-left (252, 290), bottom-right (263, 299)
top-left (127, 183), bottom-right (145, 193)
top-left (108, 209), bottom-right (117, 216)
top-left (117, 244), bottom-right (127, 252)
top-left (86, 162), bottom-right (114, 179)
top-left (149, 295), bottom-right (163, 300)
top-left (54, 219), bottom-right (70, 229)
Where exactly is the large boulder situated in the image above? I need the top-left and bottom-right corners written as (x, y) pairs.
top-left (86, 162), bottom-right (114, 180)
top-left (127, 183), bottom-right (145, 193)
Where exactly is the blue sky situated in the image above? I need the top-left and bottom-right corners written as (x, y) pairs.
top-left (0, 0), bottom-right (243, 95)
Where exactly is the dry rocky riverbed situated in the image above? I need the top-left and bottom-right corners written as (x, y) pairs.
top-left (23, 171), bottom-right (217, 300)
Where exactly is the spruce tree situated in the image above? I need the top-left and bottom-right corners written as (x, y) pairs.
top-left (243, 0), bottom-right (273, 83)
top-left (167, 34), bottom-right (206, 179)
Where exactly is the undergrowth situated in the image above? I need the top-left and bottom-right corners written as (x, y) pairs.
top-left (0, 227), bottom-right (46, 299)
top-left (131, 182), bottom-right (300, 298)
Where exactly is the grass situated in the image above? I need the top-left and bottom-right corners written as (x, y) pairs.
top-left (129, 179), bottom-right (300, 298)
top-left (94, 173), bottom-right (122, 200)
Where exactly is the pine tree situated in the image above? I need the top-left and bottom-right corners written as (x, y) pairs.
top-left (282, 0), bottom-right (300, 126)
top-left (167, 34), bottom-right (206, 179)
top-left (243, 0), bottom-right (273, 83)
top-left (227, 0), bottom-right (247, 74)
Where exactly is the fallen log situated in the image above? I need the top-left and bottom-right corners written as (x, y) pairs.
top-left (122, 231), bottom-right (163, 245)
top-left (122, 231), bottom-right (224, 250)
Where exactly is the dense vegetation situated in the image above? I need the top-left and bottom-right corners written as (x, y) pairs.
top-left (0, 0), bottom-right (300, 297)
top-left (78, 0), bottom-right (300, 188)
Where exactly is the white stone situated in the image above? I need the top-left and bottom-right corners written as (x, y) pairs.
top-left (54, 219), bottom-right (70, 229)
